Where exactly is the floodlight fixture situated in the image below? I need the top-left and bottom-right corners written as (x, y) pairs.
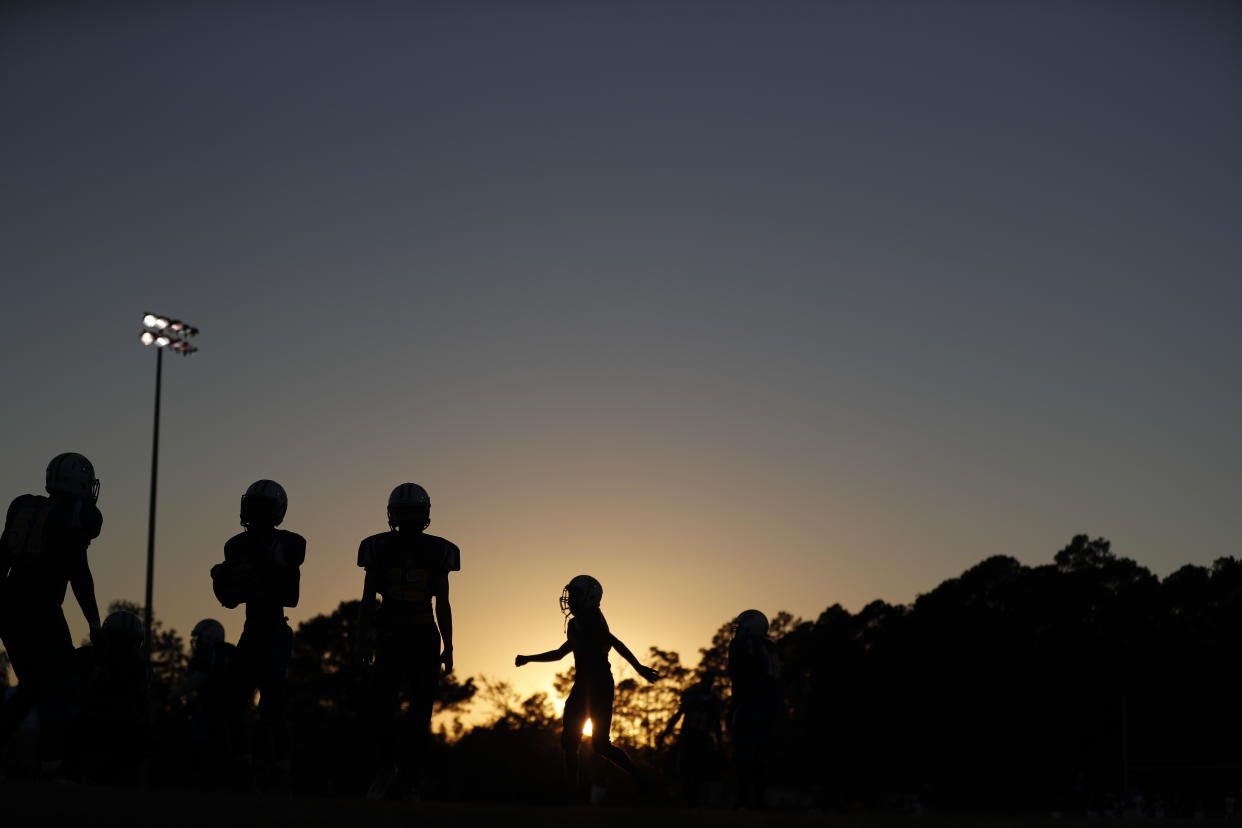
top-left (141, 312), bottom-right (199, 356)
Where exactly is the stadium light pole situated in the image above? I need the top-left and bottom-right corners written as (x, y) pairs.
top-left (139, 313), bottom-right (199, 658)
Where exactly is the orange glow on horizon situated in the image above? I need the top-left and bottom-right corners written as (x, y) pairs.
top-left (582, 718), bottom-right (593, 737)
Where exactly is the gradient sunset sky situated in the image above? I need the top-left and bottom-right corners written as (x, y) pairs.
top-left (2, 1), bottom-right (1239, 707)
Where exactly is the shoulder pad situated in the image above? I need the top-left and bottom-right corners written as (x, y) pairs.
top-left (422, 534), bottom-right (461, 571)
top-left (223, 533), bottom-right (247, 560)
top-left (357, 532), bottom-right (388, 568)
top-left (4, 494), bottom-right (46, 527)
top-left (276, 531), bottom-right (306, 567)
top-left (8, 493), bottom-right (48, 513)
top-left (79, 503), bottom-right (103, 539)
top-left (442, 539), bottom-right (461, 572)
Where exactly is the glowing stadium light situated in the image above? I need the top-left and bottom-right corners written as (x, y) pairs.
top-left (141, 312), bottom-right (199, 356)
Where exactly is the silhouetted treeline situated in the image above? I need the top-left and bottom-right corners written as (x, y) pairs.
top-left (6, 534), bottom-right (1239, 814)
top-left (764, 535), bottom-right (1242, 814)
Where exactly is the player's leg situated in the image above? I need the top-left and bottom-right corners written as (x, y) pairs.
top-left (364, 632), bottom-right (402, 798)
top-left (561, 682), bottom-right (588, 792)
top-left (587, 676), bottom-right (642, 781)
top-left (730, 701), bottom-right (767, 808)
top-left (256, 623), bottom-right (293, 790)
top-left (0, 617), bottom-right (39, 748)
top-left (398, 624), bottom-right (441, 797)
top-left (224, 631), bottom-right (261, 791)
top-left (29, 607), bottom-right (75, 776)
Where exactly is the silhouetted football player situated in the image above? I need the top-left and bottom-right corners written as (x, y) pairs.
top-left (727, 609), bottom-right (781, 809)
top-left (168, 618), bottom-right (235, 788)
top-left (211, 479), bottom-right (305, 792)
top-left (515, 575), bottom-right (659, 798)
top-left (0, 453), bottom-right (103, 777)
top-left (66, 609), bottom-right (150, 785)
top-left (659, 674), bottom-right (723, 805)
top-left (357, 483), bottom-right (458, 801)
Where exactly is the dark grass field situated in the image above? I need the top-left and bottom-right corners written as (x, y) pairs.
top-left (0, 784), bottom-right (1228, 828)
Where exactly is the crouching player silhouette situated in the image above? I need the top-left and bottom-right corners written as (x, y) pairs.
top-left (168, 618), bottom-right (235, 788)
top-left (210, 479), bottom-right (305, 792)
top-left (66, 609), bottom-right (150, 785)
top-left (515, 575), bottom-right (659, 799)
top-left (357, 483), bottom-right (458, 801)
top-left (0, 453), bottom-right (103, 778)
top-left (659, 674), bottom-right (723, 805)
top-left (727, 609), bottom-right (781, 809)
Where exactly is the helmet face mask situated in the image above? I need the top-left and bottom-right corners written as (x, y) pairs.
top-left (46, 452), bottom-right (100, 502)
top-left (387, 482), bottom-right (430, 531)
top-left (240, 479), bottom-right (287, 527)
top-left (560, 574), bottom-right (603, 618)
top-left (733, 609), bottom-right (769, 637)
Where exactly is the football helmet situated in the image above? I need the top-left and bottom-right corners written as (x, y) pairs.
top-left (46, 452), bottom-right (99, 502)
top-left (191, 618), bottom-right (226, 651)
top-left (733, 609), bottom-right (769, 637)
top-left (387, 482), bottom-right (430, 530)
top-left (102, 610), bottom-right (145, 648)
top-left (240, 479), bottom-right (287, 527)
top-left (560, 574), bottom-right (603, 618)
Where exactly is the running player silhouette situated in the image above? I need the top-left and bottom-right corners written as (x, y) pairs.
top-left (515, 575), bottom-right (659, 797)
top-left (357, 483), bottom-right (458, 801)
top-left (0, 453), bottom-right (103, 778)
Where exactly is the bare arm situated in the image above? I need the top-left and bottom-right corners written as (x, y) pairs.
top-left (435, 572), bottom-right (453, 674)
top-left (610, 634), bottom-right (659, 682)
top-left (515, 639), bottom-right (571, 666)
top-left (659, 707), bottom-right (684, 743)
top-left (358, 571), bottom-right (377, 664)
top-left (69, 554), bottom-right (101, 634)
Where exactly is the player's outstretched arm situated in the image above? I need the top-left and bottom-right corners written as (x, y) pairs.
top-left (515, 639), bottom-right (571, 666)
top-left (610, 634), bottom-right (659, 682)
top-left (659, 708), bottom-right (684, 745)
